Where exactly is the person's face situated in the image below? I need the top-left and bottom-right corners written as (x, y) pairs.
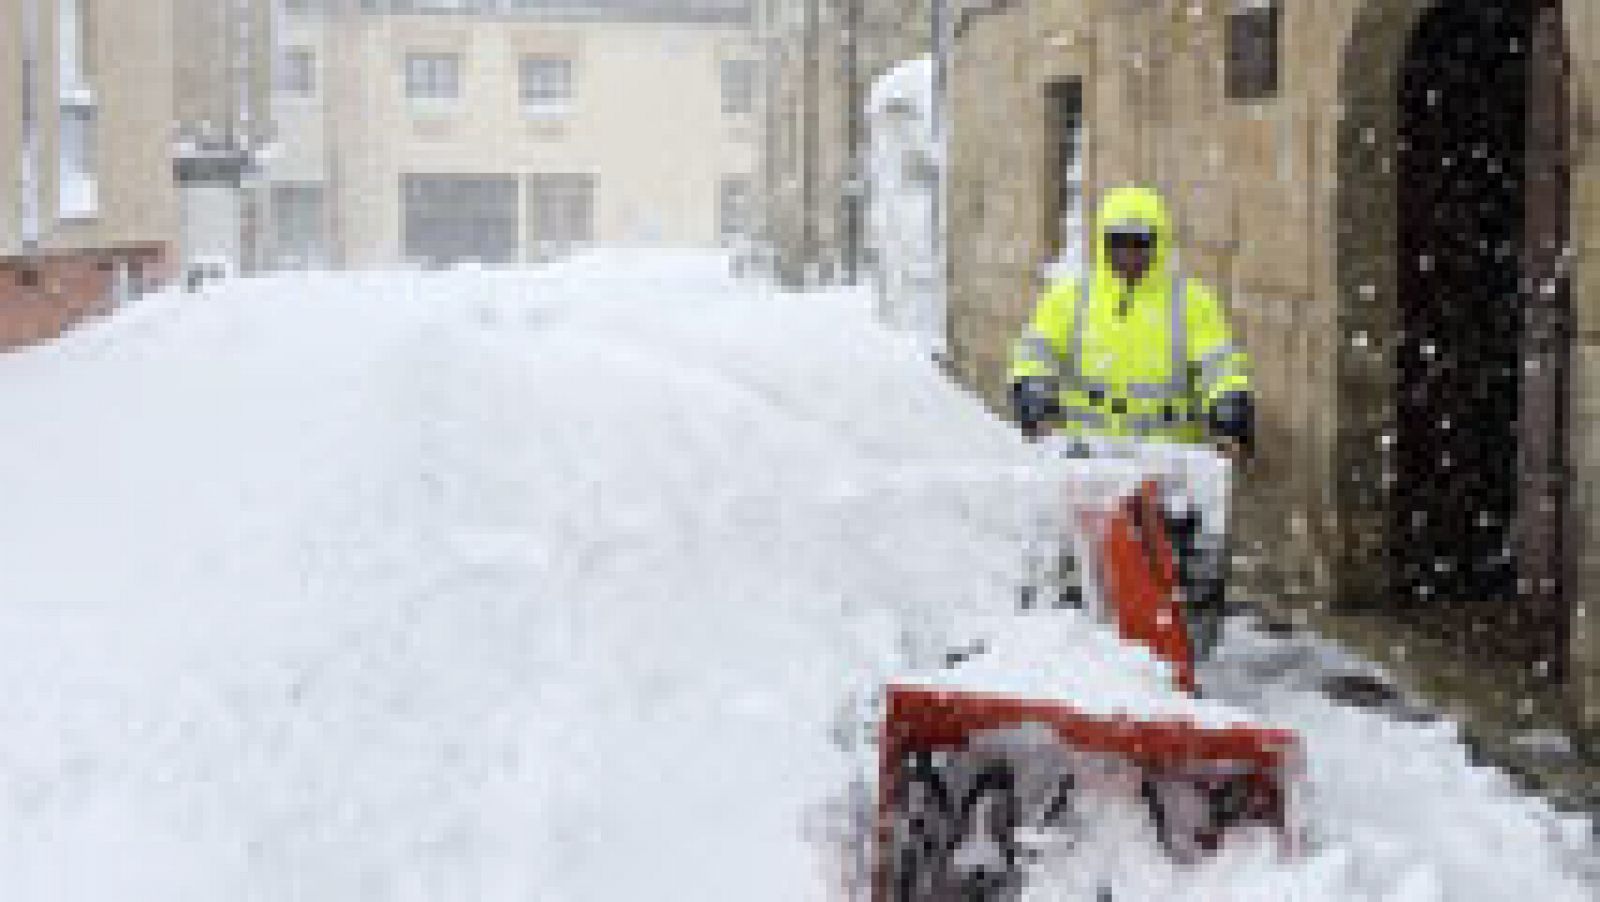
top-left (1106, 232), bottom-right (1155, 284)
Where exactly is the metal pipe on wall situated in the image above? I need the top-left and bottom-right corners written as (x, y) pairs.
top-left (931, 0), bottom-right (948, 343)
top-left (20, 0), bottom-right (42, 249)
top-left (760, 4), bottom-right (778, 262)
top-left (843, 0), bottom-right (861, 284)
top-left (802, 0), bottom-right (818, 283)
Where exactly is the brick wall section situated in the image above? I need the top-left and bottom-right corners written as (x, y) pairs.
top-left (0, 244), bottom-right (172, 349)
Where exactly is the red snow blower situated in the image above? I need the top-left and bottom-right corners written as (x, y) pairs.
top-left (873, 459), bottom-right (1302, 900)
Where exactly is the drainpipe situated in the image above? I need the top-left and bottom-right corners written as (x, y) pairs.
top-left (931, 0), bottom-right (949, 349)
top-left (931, 0), bottom-right (947, 142)
top-left (761, 8), bottom-right (781, 275)
top-left (843, 0), bottom-right (862, 284)
top-left (235, 0), bottom-right (257, 274)
top-left (235, 0), bottom-right (253, 138)
top-left (325, 0), bottom-right (352, 269)
top-left (802, 0), bottom-right (818, 284)
top-left (19, 0), bottom-right (41, 249)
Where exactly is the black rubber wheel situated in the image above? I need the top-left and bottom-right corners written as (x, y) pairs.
top-left (892, 753), bottom-right (955, 902)
top-left (955, 763), bottom-right (1024, 901)
top-left (1138, 777), bottom-right (1177, 855)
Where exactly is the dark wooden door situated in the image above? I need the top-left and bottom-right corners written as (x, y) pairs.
top-left (1395, 0), bottom-right (1568, 671)
top-left (1395, 0), bottom-right (1570, 674)
top-left (1397, 0), bottom-right (1527, 611)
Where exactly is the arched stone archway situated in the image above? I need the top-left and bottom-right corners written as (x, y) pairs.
top-left (1334, 0), bottom-right (1435, 607)
top-left (1335, 0), bottom-right (1574, 676)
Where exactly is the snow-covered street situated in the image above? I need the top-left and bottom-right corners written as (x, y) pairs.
top-left (0, 253), bottom-right (1592, 900)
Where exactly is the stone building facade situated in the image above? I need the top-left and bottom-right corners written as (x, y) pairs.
top-left (263, 0), bottom-right (758, 271)
top-left (0, 0), bottom-right (180, 348)
top-left (758, 0), bottom-right (931, 286)
top-left (945, 0), bottom-right (1600, 752)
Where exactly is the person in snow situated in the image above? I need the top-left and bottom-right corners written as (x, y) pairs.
top-left (1007, 184), bottom-right (1254, 657)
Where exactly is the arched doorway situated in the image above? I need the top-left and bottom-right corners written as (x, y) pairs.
top-left (1389, 0), bottom-right (1572, 673)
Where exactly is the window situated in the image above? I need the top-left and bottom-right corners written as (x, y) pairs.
top-left (1045, 80), bottom-right (1085, 265)
top-left (282, 0), bottom-right (322, 13)
top-left (720, 59), bottom-right (757, 116)
top-left (277, 48), bottom-right (317, 97)
top-left (718, 176), bottom-right (753, 241)
top-left (405, 52), bottom-right (461, 101)
top-left (57, 0), bottom-right (96, 219)
top-left (1226, 1), bottom-right (1281, 101)
top-left (520, 56), bottom-right (573, 111)
top-left (271, 182), bottom-right (327, 269)
top-left (58, 104), bottom-right (97, 220)
top-left (528, 174), bottom-right (596, 250)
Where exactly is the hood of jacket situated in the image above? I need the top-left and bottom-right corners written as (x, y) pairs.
top-left (1092, 185), bottom-right (1174, 295)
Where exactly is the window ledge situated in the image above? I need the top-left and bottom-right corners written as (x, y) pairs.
top-left (407, 98), bottom-right (459, 117)
top-left (521, 102), bottom-right (573, 120)
top-left (524, 120), bottom-right (569, 140)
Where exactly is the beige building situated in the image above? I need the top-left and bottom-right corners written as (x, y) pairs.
top-left (0, 0), bottom-right (179, 347)
top-left (264, 0), bottom-right (759, 270)
top-left (172, 0), bottom-right (276, 278)
top-left (758, 0), bottom-right (931, 287)
top-left (944, 0), bottom-right (1600, 769)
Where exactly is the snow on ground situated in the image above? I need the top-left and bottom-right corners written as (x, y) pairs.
top-left (0, 250), bottom-right (1591, 900)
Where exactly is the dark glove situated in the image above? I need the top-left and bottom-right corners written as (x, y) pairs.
top-left (1011, 377), bottom-right (1060, 434)
top-left (1205, 391), bottom-right (1255, 456)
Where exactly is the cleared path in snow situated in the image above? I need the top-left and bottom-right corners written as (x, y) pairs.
top-left (0, 252), bottom-right (1590, 900)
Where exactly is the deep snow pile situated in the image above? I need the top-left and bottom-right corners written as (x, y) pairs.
top-left (0, 251), bottom-right (1590, 900)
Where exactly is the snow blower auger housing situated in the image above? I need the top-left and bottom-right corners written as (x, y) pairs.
top-left (873, 452), bottom-right (1302, 900)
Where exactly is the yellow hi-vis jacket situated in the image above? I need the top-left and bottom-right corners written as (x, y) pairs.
top-left (1009, 186), bottom-right (1251, 443)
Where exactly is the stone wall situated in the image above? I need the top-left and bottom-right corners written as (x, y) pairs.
top-left (1566, 0), bottom-right (1600, 724)
top-left (50, 0), bottom-right (182, 256)
top-left (947, 0), bottom-right (1599, 732)
top-left (0, 0), bottom-right (22, 255)
top-left (947, 5), bottom-right (1039, 402)
top-left (0, 1), bottom-right (180, 260)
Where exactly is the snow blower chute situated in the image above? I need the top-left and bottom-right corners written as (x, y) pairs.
top-left (873, 446), bottom-right (1302, 900)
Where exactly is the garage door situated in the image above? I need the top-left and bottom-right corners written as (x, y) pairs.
top-left (403, 174), bottom-right (520, 268)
